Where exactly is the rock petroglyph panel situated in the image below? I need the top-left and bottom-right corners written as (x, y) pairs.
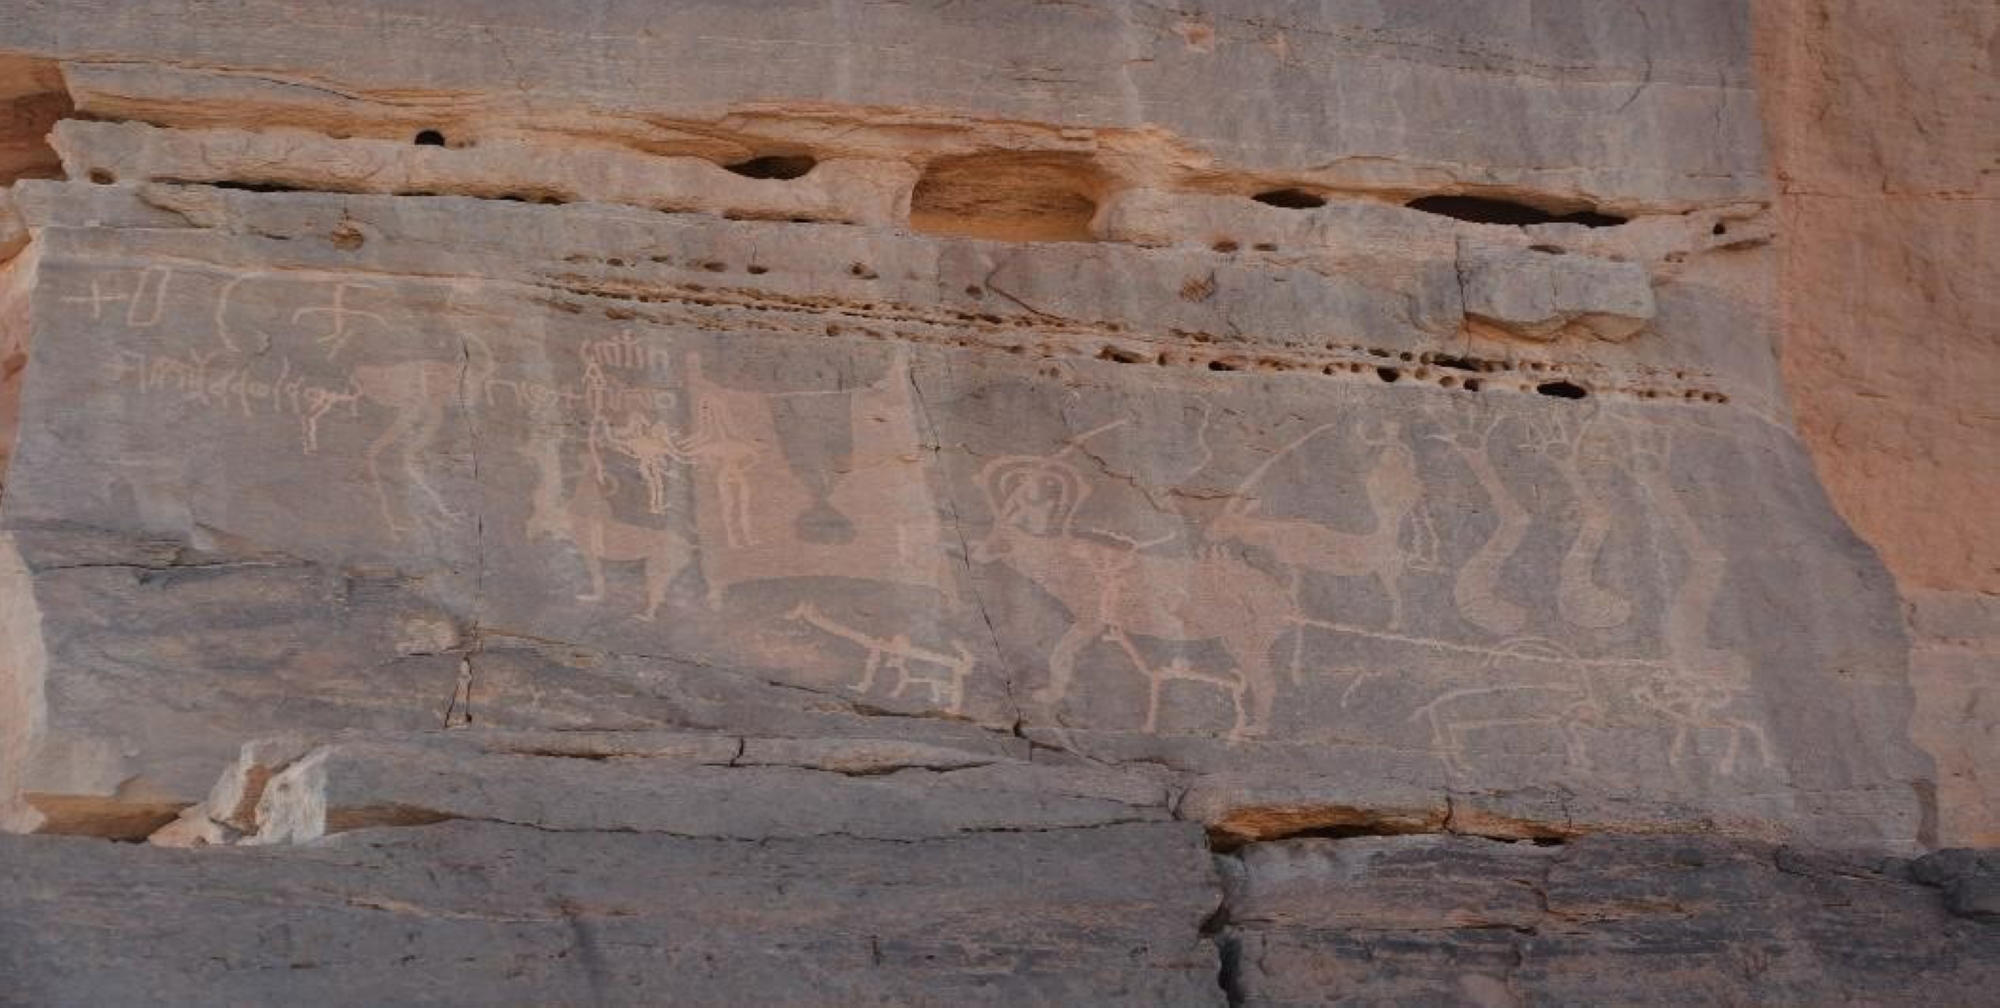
top-left (0, 191), bottom-right (1927, 842)
top-left (0, 1), bottom-right (1986, 1001)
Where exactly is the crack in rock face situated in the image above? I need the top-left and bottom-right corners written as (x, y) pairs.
top-left (0, 0), bottom-right (1991, 1002)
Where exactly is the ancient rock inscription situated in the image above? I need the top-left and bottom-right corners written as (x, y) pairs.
top-left (74, 264), bottom-right (1780, 783)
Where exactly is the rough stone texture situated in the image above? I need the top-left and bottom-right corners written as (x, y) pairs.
top-left (1218, 833), bottom-right (2000, 1005)
top-left (2, 819), bottom-right (1222, 1006)
top-left (0, 178), bottom-right (1925, 845)
top-left (0, 0), bottom-right (1990, 1002)
top-left (1755, 0), bottom-right (2000, 847)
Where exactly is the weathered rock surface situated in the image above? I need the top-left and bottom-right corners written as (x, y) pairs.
top-left (0, 0), bottom-right (1989, 1001)
top-left (0, 177), bottom-right (1924, 846)
top-left (1755, 0), bottom-right (2000, 847)
top-left (1217, 834), bottom-right (2000, 1004)
top-left (2, 819), bottom-right (1223, 1006)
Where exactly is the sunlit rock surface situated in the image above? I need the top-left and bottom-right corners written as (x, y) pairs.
top-left (0, 1), bottom-right (1990, 1002)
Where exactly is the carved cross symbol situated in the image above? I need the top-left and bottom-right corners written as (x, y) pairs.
top-left (292, 282), bottom-right (389, 360)
top-left (62, 278), bottom-right (129, 319)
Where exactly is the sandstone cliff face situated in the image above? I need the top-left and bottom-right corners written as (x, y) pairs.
top-left (0, 2), bottom-right (1990, 1002)
top-left (1756, 0), bottom-right (2000, 849)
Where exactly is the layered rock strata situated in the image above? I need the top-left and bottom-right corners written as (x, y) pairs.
top-left (0, 1), bottom-right (1990, 1002)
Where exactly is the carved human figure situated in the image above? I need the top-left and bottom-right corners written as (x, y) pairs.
top-left (683, 399), bottom-right (761, 548)
top-left (602, 409), bottom-right (688, 515)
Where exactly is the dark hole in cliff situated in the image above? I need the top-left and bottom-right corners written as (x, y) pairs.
top-left (414, 129), bottom-right (446, 147)
top-left (725, 154), bottom-right (818, 180)
top-left (1537, 380), bottom-right (1589, 400)
top-left (87, 169), bottom-right (115, 185)
top-left (1713, 222), bottom-right (1729, 236)
top-left (1377, 366), bottom-right (1402, 383)
top-left (909, 151), bottom-right (1104, 243)
top-left (207, 179), bottom-right (306, 194)
top-left (1424, 353), bottom-right (1484, 372)
top-left (1406, 195), bottom-right (1628, 228)
top-left (1252, 187), bottom-right (1327, 209)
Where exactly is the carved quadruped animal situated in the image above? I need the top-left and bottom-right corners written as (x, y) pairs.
top-left (1632, 675), bottom-right (1774, 776)
top-left (1408, 637), bottom-right (1605, 775)
top-left (1210, 420), bottom-right (1431, 630)
top-left (526, 437), bottom-right (691, 621)
top-left (345, 329), bottom-right (494, 537)
top-left (1623, 424), bottom-right (1776, 777)
top-left (786, 602), bottom-right (973, 715)
top-left (972, 430), bottom-right (1297, 740)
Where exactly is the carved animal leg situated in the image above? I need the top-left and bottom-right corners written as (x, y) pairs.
top-left (1225, 629), bottom-right (1280, 736)
top-left (1034, 622), bottom-right (1100, 705)
top-left (576, 528), bottom-right (608, 603)
top-left (1719, 726), bottom-right (1742, 777)
top-left (1376, 561), bottom-right (1406, 630)
top-left (634, 546), bottom-right (683, 622)
top-left (365, 418), bottom-right (416, 535)
top-left (1438, 723), bottom-right (1474, 776)
top-left (1101, 629), bottom-right (1169, 731)
top-left (1227, 681), bottom-right (1249, 741)
top-left (1238, 656), bottom-right (1275, 737)
top-left (1667, 724), bottom-right (1693, 770)
top-left (1144, 673), bottom-right (1165, 734)
top-left (402, 410), bottom-right (464, 524)
top-left (1561, 720), bottom-right (1594, 772)
top-left (887, 650), bottom-right (914, 698)
top-left (854, 650), bottom-right (882, 693)
top-left (1743, 721), bottom-right (1775, 768)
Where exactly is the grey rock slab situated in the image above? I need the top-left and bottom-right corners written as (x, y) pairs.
top-left (1217, 834), bottom-right (2000, 1005)
top-left (0, 820), bottom-right (1223, 1006)
top-left (242, 735), bottom-right (1171, 844)
top-left (1458, 236), bottom-right (1657, 341)
top-left (0, 0), bottom-right (1766, 208)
